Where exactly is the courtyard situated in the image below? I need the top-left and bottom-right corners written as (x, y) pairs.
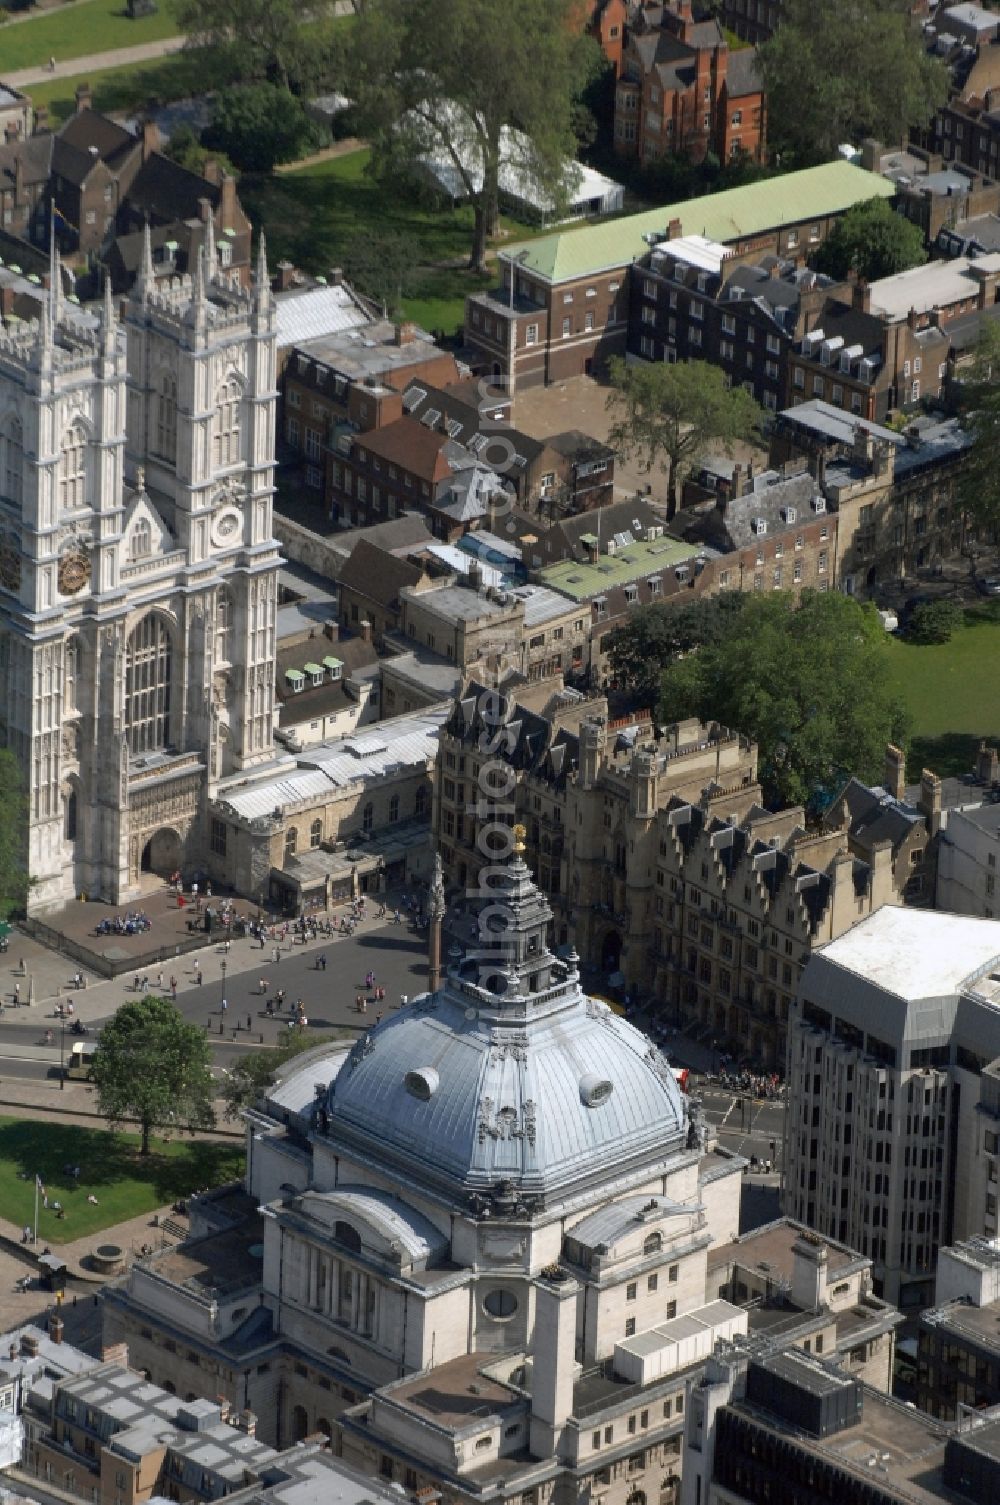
top-left (881, 603), bottom-right (1000, 778)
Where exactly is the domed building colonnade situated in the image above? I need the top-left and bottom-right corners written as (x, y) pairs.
top-left (103, 842), bottom-right (745, 1505)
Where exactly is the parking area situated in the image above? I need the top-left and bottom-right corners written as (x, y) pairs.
top-left (511, 374), bottom-right (768, 503)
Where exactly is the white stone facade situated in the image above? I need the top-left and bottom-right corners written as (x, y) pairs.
top-left (0, 231), bottom-right (280, 911)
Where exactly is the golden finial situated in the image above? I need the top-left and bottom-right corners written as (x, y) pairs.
top-left (512, 823), bottom-right (527, 854)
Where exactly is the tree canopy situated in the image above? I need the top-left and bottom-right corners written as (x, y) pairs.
top-left (606, 357), bottom-right (761, 517)
top-left (955, 321), bottom-right (1000, 534)
top-left (344, 0), bottom-right (600, 270)
top-left (760, 0), bottom-right (948, 167)
top-left (0, 749), bottom-right (28, 920)
top-left (89, 996), bottom-right (216, 1155)
top-left (812, 197), bottom-right (928, 283)
top-left (203, 84), bottom-right (324, 173)
top-left (221, 1033), bottom-right (327, 1122)
top-left (657, 591), bottom-right (910, 808)
top-left (606, 595), bottom-right (750, 700)
top-left (172, 0), bottom-right (332, 90)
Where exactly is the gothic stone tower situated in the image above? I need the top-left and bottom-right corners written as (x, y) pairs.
top-left (0, 228), bottom-right (280, 911)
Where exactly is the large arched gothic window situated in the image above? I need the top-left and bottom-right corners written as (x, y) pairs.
top-left (59, 422), bottom-right (88, 510)
top-left (1, 418), bottom-right (22, 505)
top-left (213, 377), bottom-right (241, 469)
top-left (124, 615), bottom-right (172, 754)
top-left (155, 373), bottom-right (177, 462)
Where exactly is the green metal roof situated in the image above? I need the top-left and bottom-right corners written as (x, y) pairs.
top-left (541, 536), bottom-right (702, 601)
top-left (503, 161), bottom-right (895, 284)
top-left (323, 655), bottom-right (344, 671)
top-left (285, 668), bottom-right (305, 681)
top-left (303, 662), bottom-right (323, 674)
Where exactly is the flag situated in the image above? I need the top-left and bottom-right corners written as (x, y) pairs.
top-left (52, 205), bottom-right (77, 236)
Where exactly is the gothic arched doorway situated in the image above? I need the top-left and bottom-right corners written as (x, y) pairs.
top-left (141, 827), bottom-right (181, 876)
top-left (601, 929), bottom-right (622, 973)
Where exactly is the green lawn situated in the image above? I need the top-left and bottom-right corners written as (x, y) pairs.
top-left (881, 605), bottom-right (1000, 779)
top-left (243, 148), bottom-right (534, 336)
top-left (0, 0), bottom-right (180, 72)
top-left (0, 1116), bottom-right (243, 1244)
top-left (25, 47), bottom-right (239, 124)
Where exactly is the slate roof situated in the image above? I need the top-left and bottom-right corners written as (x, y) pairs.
top-left (446, 680), bottom-right (581, 788)
top-left (57, 108), bottom-right (135, 165)
top-left (402, 379), bottom-right (545, 464)
top-left (125, 152), bottom-right (222, 226)
top-left (538, 498), bottom-right (662, 560)
top-left (835, 778), bottom-right (926, 854)
top-left (0, 132), bottom-right (52, 191)
top-left (336, 538), bottom-right (427, 610)
top-left (275, 635), bottom-right (379, 727)
top-left (716, 471), bottom-right (820, 551)
top-left (726, 47), bottom-right (764, 98)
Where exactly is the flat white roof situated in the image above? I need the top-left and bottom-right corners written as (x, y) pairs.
top-left (869, 253), bottom-right (1000, 321)
top-left (653, 233), bottom-right (732, 274)
top-left (817, 906), bottom-right (1000, 1001)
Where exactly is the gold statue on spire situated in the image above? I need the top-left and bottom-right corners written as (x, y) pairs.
top-left (512, 823), bottom-right (526, 854)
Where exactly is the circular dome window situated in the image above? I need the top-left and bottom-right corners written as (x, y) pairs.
top-left (404, 1067), bottom-right (439, 1101)
top-left (579, 1073), bottom-right (614, 1108)
top-left (483, 1288), bottom-right (518, 1319)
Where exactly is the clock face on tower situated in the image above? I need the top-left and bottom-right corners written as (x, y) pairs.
top-left (57, 544), bottom-right (92, 596)
top-left (212, 507), bottom-right (242, 548)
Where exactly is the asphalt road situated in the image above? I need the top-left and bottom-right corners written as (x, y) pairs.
top-left (700, 1085), bottom-right (787, 1172)
top-left (0, 918), bottom-right (434, 1082)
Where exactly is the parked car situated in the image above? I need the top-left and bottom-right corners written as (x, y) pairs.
top-left (976, 576), bottom-right (1000, 597)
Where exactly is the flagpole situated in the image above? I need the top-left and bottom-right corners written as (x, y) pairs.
top-left (33, 1175), bottom-right (38, 1245)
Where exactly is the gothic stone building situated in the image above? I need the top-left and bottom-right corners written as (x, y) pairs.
top-left (435, 687), bottom-right (900, 1064)
top-left (0, 227), bottom-right (279, 911)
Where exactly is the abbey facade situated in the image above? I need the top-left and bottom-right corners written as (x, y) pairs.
top-left (0, 228), bottom-right (280, 911)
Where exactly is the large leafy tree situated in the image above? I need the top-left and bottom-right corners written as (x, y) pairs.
top-left (203, 84), bottom-right (324, 173)
top-left (0, 749), bottom-right (28, 919)
top-left (813, 197), bottom-right (928, 283)
top-left (345, 0), bottom-right (601, 271)
top-left (658, 591), bottom-right (910, 808)
top-left (606, 358), bottom-right (761, 518)
top-left (606, 595), bottom-right (749, 700)
top-left (172, 0), bottom-right (333, 89)
top-left (955, 321), bottom-right (1000, 537)
top-left (760, 0), bottom-right (948, 167)
top-left (90, 997), bottom-right (216, 1155)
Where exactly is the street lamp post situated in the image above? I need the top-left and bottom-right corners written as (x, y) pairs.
top-left (59, 1019), bottom-right (66, 1091)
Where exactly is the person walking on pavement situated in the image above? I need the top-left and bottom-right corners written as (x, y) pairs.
top-left (272, 946), bottom-right (280, 965)
top-left (225, 938), bottom-right (231, 955)
top-left (195, 960), bottom-right (202, 984)
top-left (170, 975), bottom-right (177, 1000)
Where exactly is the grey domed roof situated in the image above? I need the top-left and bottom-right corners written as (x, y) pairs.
top-left (323, 852), bottom-right (687, 1210)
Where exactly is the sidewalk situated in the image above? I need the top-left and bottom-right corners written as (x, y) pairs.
top-left (6, 37), bottom-right (187, 89)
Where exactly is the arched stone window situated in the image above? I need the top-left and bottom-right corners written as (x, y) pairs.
top-left (1, 417), bottom-right (22, 504)
top-left (155, 372), bottom-right (177, 461)
top-left (124, 615), bottom-right (172, 754)
top-left (643, 1232), bottom-right (662, 1256)
top-left (59, 421), bottom-right (88, 510)
top-left (214, 376), bottom-right (242, 469)
top-left (389, 794), bottom-right (399, 824)
top-left (310, 818), bottom-right (322, 849)
top-left (131, 518), bottom-right (152, 560)
top-left (215, 588), bottom-right (233, 661)
top-left (362, 802), bottom-right (374, 834)
top-left (285, 826), bottom-right (297, 859)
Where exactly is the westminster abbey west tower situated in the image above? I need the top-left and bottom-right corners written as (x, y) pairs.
top-left (0, 226), bottom-right (280, 912)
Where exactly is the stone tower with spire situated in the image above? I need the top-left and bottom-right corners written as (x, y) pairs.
top-left (0, 230), bottom-right (280, 910)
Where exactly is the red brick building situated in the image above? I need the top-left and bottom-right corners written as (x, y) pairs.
top-left (615, 0), bottom-right (766, 164)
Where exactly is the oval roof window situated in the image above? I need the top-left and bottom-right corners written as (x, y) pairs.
top-left (579, 1073), bottom-right (614, 1108)
top-left (405, 1066), bottom-right (440, 1101)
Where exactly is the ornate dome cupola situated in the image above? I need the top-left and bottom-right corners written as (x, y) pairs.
top-left (322, 834), bottom-right (689, 1212)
